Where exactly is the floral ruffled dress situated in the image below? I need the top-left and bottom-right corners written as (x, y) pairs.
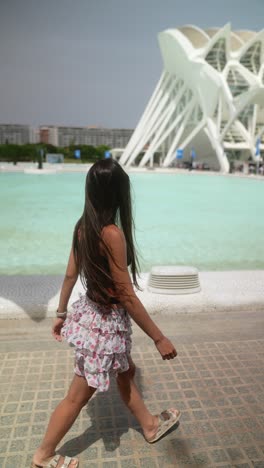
top-left (61, 294), bottom-right (132, 392)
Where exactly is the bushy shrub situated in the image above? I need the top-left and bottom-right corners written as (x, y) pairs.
top-left (0, 143), bottom-right (111, 163)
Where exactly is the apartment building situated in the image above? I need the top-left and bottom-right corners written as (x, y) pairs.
top-left (0, 124), bottom-right (35, 144)
top-left (0, 124), bottom-right (134, 149)
top-left (39, 126), bottom-right (58, 146)
top-left (57, 127), bottom-right (133, 148)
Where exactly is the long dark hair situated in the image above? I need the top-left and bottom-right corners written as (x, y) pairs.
top-left (72, 158), bottom-right (139, 304)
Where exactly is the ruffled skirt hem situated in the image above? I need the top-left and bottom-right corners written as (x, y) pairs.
top-left (74, 348), bottom-right (131, 392)
top-left (61, 294), bottom-right (132, 392)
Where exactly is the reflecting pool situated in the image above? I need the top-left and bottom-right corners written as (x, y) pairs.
top-left (1, 172), bottom-right (263, 274)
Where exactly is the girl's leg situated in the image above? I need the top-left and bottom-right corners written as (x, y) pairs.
top-left (116, 357), bottom-right (159, 440)
top-left (33, 374), bottom-right (96, 466)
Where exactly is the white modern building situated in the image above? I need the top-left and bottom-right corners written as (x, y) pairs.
top-left (39, 126), bottom-right (134, 149)
top-left (120, 24), bottom-right (264, 172)
top-left (0, 124), bottom-right (35, 144)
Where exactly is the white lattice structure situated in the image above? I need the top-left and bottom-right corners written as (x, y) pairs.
top-left (120, 24), bottom-right (264, 172)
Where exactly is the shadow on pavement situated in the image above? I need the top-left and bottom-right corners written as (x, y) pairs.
top-left (59, 365), bottom-right (182, 460)
top-left (0, 275), bottom-right (63, 322)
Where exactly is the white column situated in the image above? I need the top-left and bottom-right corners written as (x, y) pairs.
top-left (205, 118), bottom-right (229, 173)
top-left (125, 76), bottom-right (179, 166)
top-left (119, 72), bottom-right (169, 164)
top-left (163, 99), bottom-right (196, 167)
top-left (138, 84), bottom-right (187, 166)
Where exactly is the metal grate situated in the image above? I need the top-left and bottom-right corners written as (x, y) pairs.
top-left (227, 68), bottom-right (250, 97)
top-left (148, 266), bottom-right (201, 295)
top-left (205, 38), bottom-right (227, 72)
top-left (240, 42), bottom-right (261, 74)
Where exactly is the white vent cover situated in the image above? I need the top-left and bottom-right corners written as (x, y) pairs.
top-left (148, 266), bottom-right (201, 295)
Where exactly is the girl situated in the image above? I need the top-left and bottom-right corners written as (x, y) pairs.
top-left (32, 159), bottom-right (180, 468)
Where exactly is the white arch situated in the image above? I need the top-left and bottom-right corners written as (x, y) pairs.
top-left (179, 24), bottom-right (210, 48)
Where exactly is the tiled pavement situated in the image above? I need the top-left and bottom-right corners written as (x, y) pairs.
top-left (0, 311), bottom-right (264, 468)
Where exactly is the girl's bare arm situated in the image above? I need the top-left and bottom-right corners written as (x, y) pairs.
top-left (57, 247), bottom-right (78, 312)
top-left (102, 225), bottom-right (177, 359)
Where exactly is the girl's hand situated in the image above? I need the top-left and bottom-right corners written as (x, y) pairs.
top-left (155, 336), bottom-right (177, 360)
top-left (52, 318), bottom-right (65, 342)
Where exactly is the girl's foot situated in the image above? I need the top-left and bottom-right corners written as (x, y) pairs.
top-left (144, 408), bottom-right (181, 443)
top-left (32, 453), bottom-right (78, 467)
top-left (143, 415), bottom-right (159, 441)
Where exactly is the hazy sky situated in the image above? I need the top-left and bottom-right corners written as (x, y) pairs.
top-left (0, 0), bottom-right (263, 128)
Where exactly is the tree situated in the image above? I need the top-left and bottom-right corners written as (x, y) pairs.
top-left (96, 145), bottom-right (111, 159)
top-left (81, 145), bottom-right (98, 161)
top-left (0, 144), bottom-right (22, 164)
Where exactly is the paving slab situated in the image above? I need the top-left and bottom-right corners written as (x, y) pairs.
top-left (0, 309), bottom-right (264, 467)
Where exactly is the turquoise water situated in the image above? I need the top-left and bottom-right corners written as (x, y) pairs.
top-left (1, 172), bottom-right (263, 274)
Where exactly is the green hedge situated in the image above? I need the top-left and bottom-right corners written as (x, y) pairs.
top-left (0, 144), bottom-right (37, 163)
top-left (0, 144), bottom-right (111, 163)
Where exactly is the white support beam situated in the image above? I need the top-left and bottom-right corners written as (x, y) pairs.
top-left (205, 118), bottom-right (229, 173)
top-left (120, 72), bottom-right (169, 164)
top-left (163, 99), bottom-right (196, 166)
top-left (169, 118), bottom-right (206, 160)
top-left (138, 84), bottom-right (187, 166)
top-left (124, 76), bottom-right (180, 166)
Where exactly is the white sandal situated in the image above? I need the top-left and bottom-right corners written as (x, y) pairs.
top-left (31, 454), bottom-right (79, 468)
top-left (146, 408), bottom-right (181, 443)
